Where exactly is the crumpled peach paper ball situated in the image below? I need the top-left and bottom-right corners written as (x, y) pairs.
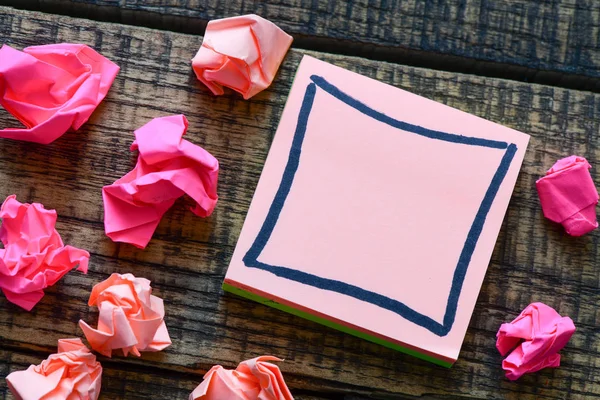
top-left (189, 356), bottom-right (294, 400)
top-left (0, 43), bottom-right (119, 144)
top-left (496, 302), bottom-right (576, 380)
top-left (79, 273), bottom-right (172, 357)
top-left (192, 14), bottom-right (293, 99)
top-left (0, 195), bottom-right (90, 311)
top-left (6, 338), bottom-right (102, 400)
top-left (536, 155), bottom-right (599, 236)
top-left (102, 114), bottom-right (219, 249)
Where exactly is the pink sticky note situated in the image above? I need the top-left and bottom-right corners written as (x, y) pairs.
top-left (79, 273), bottom-right (172, 357)
top-left (6, 338), bottom-right (102, 400)
top-left (0, 43), bottom-right (119, 144)
top-left (102, 114), bottom-right (219, 248)
top-left (536, 155), bottom-right (599, 236)
top-left (496, 303), bottom-right (576, 380)
top-left (189, 356), bottom-right (293, 400)
top-left (224, 55), bottom-right (530, 365)
top-left (0, 195), bottom-right (90, 311)
top-left (192, 14), bottom-right (293, 99)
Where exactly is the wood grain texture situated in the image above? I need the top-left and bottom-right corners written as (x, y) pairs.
top-left (0, 6), bottom-right (599, 399)
top-left (2, 0), bottom-right (600, 89)
top-left (0, 350), bottom-right (343, 400)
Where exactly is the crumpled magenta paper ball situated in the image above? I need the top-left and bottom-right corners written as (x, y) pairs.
top-left (192, 14), bottom-right (293, 99)
top-left (496, 302), bottom-right (576, 380)
top-left (0, 43), bottom-right (119, 144)
top-left (536, 155), bottom-right (599, 236)
top-left (0, 195), bottom-right (90, 311)
top-left (79, 273), bottom-right (172, 357)
top-left (6, 338), bottom-right (102, 400)
top-left (189, 356), bottom-right (294, 400)
top-left (102, 114), bottom-right (219, 249)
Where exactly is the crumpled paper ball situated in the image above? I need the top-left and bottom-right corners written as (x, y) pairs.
top-left (189, 356), bottom-right (294, 400)
top-left (79, 273), bottom-right (172, 357)
top-left (0, 43), bottom-right (119, 144)
top-left (536, 155), bottom-right (599, 236)
top-left (102, 114), bottom-right (219, 249)
top-left (0, 195), bottom-right (90, 311)
top-left (192, 14), bottom-right (293, 99)
top-left (6, 338), bottom-right (102, 400)
top-left (496, 302), bottom-right (576, 380)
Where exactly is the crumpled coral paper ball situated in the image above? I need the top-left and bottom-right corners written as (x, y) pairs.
top-left (102, 114), bottom-right (219, 248)
top-left (536, 155), bottom-right (599, 236)
top-left (192, 14), bottom-right (293, 99)
top-left (189, 356), bottom-right (294, 400)
top-left (496, 302), bottom-right (576, 381)
top-left (0, 195), bottom-right (90, 311)
top-left (79, 273), bottom-right (172, 357)
top-left (6, 338), bottom-right (102, 400)
top-left (0, 43), bottom-right (119, 144)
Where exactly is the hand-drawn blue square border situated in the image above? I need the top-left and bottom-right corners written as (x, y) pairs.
top-left (243, 75), bottom-right (517, 337)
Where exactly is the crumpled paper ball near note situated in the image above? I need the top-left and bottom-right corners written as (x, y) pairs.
top-left (79, 273), bottom-right (172, 357)
top-left (6, 338), bottom-right (102, 400)
top-left (0, 43), bottom-right (119, 144)
top-left (496, 302), bottom-right (576, 380)
top-left (192, 14), bottom-right (293, 99)
top-left (189, 356), bottom-right (294, 400)
top-left (0, 195), bottom-right (90, 311)
top-left (102, 114), bottom-right (219, 248)
top-left (536, 155), bottom-right (599, 236)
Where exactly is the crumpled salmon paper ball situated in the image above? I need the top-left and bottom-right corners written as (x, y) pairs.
top-left (6, 338), bottom-right (102, 400)
top-left (192, 14), bottom-right (293, 99)
top-left (79, 273), bottom-right (172, 357)
top-left (189, 356), bottom-right (294, 400)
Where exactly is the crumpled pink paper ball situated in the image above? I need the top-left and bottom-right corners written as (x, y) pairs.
top-left (79, 273), bottom-right (172, 357)
top-left (0, 43), bottom-right (119, 144)
top-left (536, 155), bottom-right (599, 236)
top-left (102, 114), bottom-right (219, 249)
top-left (192, 14), bottom-right (293, 99)
top-left (496, 302), bottom-right (576, 381)
top-left (6, 338), bottom-right (102, 400)
top-left (189, 356), bottom-right (294, 400)
top-left (0, 195), bottom-right (90, 311)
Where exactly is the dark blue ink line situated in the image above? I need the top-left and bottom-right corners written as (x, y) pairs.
top-left (246, 261), bottom-right (447, 335)
top-left (310, 75), bottom-right (509, 150)
top-left (243, 77), bottom-right (518, 337)
top-left (442, 143), bottom-right (517, 329)
top-left (244, 82), bottom-right (317, 262)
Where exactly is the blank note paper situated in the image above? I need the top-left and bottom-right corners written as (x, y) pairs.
top-left (224, 56), bottom-right (530, 366)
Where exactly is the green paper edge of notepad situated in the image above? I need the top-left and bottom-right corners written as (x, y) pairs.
top-left (222, 283), bottom-right (452, 368)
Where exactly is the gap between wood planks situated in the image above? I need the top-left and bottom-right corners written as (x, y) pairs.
top-left (2, 0), bottom-right (600, 94)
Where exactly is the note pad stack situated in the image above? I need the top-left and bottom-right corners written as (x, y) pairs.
top-left (224, 56), bottom-right (529, 366)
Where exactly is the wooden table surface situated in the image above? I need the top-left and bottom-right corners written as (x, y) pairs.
top-left (1, 2), bottom-right (599, 399)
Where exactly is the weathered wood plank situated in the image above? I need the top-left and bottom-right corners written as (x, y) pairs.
top-left (0, 350), bottom-right (346, 400)
top-left (2, 0), bottom-right (600, 89)
top-left (0, 6), bottom-right (599, 399)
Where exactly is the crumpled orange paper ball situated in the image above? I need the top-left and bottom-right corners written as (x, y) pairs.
top-left (192, 14), bottom-right (293, 99)
top-left (6, 338), bottom-right (102, 400)
top-left (496, 302), bottom-right (576, 380)
top-left (79, 273), bottom-right (172, 357)
top-left (189, 356), bottom-right (294, 400)
top-left (0, 43), bottom-right (119, 144)
top-left (0, 195), bottom-right (90, 311)
top-left (102, 114), bottom-right (219, 249)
